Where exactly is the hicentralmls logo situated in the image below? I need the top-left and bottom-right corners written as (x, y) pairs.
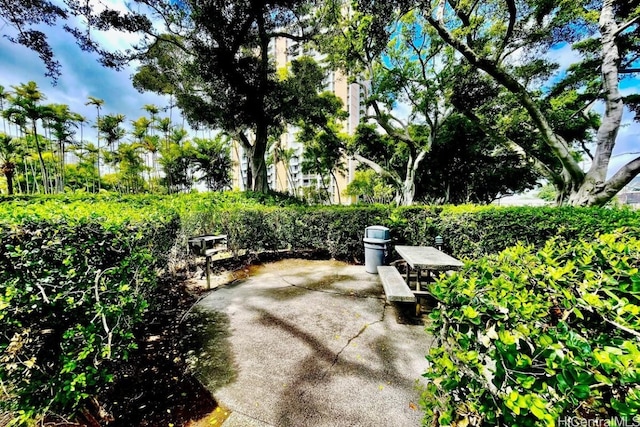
top-left (558, 416), bottom-right (640, 427)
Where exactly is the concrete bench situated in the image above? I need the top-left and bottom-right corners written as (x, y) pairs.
top-left (377, 266), bottom-right (416, 303)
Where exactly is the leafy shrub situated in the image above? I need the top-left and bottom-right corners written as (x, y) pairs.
top-left (421, 231), bottom-right (640, 426)
top-left (0, 200), bottom-right (178, 422)
top-left (435, 206), bottom-right (640, 258)
top-left (2, 193), bottom-right (639, 423)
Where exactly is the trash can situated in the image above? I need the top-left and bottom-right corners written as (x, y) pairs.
top-left (363, 226), bottom-right (391, 274)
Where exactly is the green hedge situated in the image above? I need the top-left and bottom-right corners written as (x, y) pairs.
top-left (434, 206), bottom-right (640, 258)
top-left (2, 193), bottom-right (639, 422)
top-left (173, 199), bottom-right (640, 261)
top-left (176, 203), bottom-right (390, 261)
top-left (0, 199), bottom-right (179, 422)
top-left (421, 232), bottom-right (640, 426)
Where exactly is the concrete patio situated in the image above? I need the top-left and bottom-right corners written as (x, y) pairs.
top-left (196, 259), bottom-right (435, 427)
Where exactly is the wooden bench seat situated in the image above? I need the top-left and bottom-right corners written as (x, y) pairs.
top-left (377, 266), bottom-right (416, 303)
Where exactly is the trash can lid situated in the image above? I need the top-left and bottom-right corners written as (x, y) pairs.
top-left (364, 226), bottom-right (390, 240)
top-left (363, 237), bottom-right (391, 244)
top-left (365, 225), bottom-right (389, 231)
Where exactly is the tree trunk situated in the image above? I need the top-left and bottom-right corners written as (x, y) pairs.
top-left (395, 179), bottom-right (416, 206)
top-left (59, 140), bottom-right (65, 192)
top-left (562, 0), bottom-right (640, 206)
top-left (330, 171), bottom-right (341, 205)
top-left (250, 126), bottom-right (269, 193)
top-left (32, 123), bottom-right (49, 194)
top-left (3, 168), bottom-right (14, 195)
top-left (396, 148), bottom-right (427, 206)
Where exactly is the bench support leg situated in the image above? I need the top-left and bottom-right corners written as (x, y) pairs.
top-left (206, 255), bottom-right (211, 290)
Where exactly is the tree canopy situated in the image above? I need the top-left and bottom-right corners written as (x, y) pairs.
top-left (412, 0), bottom-right (640, 206)
top-left (3, 0), bottom-right (639, 205)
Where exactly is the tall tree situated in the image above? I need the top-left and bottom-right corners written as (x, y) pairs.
top-left (107, 143), bottom-right (146, 193)
top-left (191, 136), bottom-right (232, 191)
top-left (142, 105), bottom-right (160, 136)
top-left (159, 140), bottom-right (194, 193)
top-left (416, 113), bottom-right (539, 204)
top-left (319, 4), bottom-right (465, 205)
top-left (129, 0), bottom-right (324, 193)
top-left (4, 82), bottom-right (53, 193)
top-left (0, 85), bottom-right (9, 134)
top-left (98, 114), bottom-right (126, 151)
top-left (47, 103), bottom-right (78, 192)
top-left (0, 134), bottom-right (17, 195)
top-left (85, 96), bottom-right (104, 190)
top-left (68, 141), bottom-right (99, 192)
top-left (413, 0), bottom-right (640, 206)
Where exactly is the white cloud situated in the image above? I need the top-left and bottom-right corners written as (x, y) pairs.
top-left (0, 20), bottom-right (176, 143)
top-left (547, 43), bottom-right (582, 72)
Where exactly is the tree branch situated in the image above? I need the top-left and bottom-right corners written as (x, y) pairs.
top-left (461, 109), bottom-right (560, 185)
top-left (269, 32), bottom-right (306, 42)
top-left (614, 15), bottom-right (640, 37)
top-left (425, 10), bottom-right (584, 184)
top-left (94, 268), bottom-right (114, 360)
top-left (601, 155), bottom-right (640, 200)
top-left (352, 153), bottom-right (401, 184)
top-left (235, 131), bottom-right (253, 151)
top-left (497, 0), bottom-right (517, 59)
top-left (367, 100), bottom-right (414, 145)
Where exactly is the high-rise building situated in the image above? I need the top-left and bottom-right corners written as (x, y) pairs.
top-left (230, 35), bottom-right (363, 204)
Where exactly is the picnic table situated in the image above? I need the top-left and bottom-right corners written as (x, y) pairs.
top-left (394, 245), bottom-right (464, 291)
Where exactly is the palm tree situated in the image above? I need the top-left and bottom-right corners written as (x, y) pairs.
top-left (74, 113), bottom-right (87, 145)
top-left (0, 133), bottom-right (17, 194)
top-left (142, 104), bottom-right (159, 134)
top-left (48, 104), bottom-right (78, 192)
top-left (192, 136), bottom-right (233, 191)
top-left (85, 96), bottom-right (104, 190)
top-left (98, 113), bottom-right (126, 151)
top-left (4, 82), bottom-right (54, 193)
top-left (108, 143), bottom-right (146, 193)
top-left (156, 117), bottom-right (172, 150)
top-left (0, 85), bottom-right (10, 134)
top-left (131, 116), bottom-right (154, 185)
top-left (72, 142), bottom-right (99, 192)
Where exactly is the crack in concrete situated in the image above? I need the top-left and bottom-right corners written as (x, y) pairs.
top-left (320, 301), bottom-right (387, 381)
top-left (277, 274), bottom-right (385, 300)
top-left (283, 298), bottom-right (387, 407)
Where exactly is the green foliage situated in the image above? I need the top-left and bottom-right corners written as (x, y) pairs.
top-left (174, 195), bottom-right (389, 260)
top-left (190, 136), bottom-right (232, 191)
top-left (537, 184), bottom-right (557, 202)
top-left (416, 114), bottom-right (540, 204)
top-left (1, 193), bottom-right (639, 422)
top-left (421, 232), bottom-right (640, 426)
top-left (344, 169), bottom-right (395, 204)
top-left (432, 206), bottom-right (640, 259)
top-left (0, 197), bottom-right (178, 420)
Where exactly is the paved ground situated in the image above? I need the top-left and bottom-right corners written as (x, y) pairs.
top-left (196, 259), bottom-right (435, 427)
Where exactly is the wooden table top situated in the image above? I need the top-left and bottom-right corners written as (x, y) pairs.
top-left (395, 245), bottom-right (464, 270)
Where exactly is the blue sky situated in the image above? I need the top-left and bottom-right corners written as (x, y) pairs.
top-left (547, 43), bottom-right (640, 176)
top-left (0, 17), bottom-right (174, 143)
top-left (0, 4), bottom-right (638, 179)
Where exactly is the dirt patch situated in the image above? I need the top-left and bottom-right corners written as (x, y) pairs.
top-left (23, 274), bottom-right (230, 427)
top-left (92, 275), bottom-right (223, 426)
